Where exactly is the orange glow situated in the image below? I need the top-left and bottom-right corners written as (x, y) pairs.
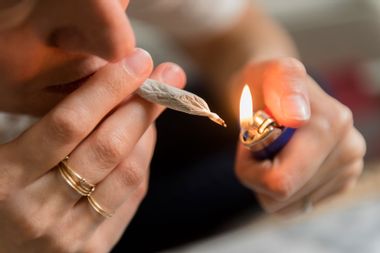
top-left (239, 84), bottom-right (253, 129)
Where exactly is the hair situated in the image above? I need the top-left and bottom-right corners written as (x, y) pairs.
top-left (0, 0), bottom-right (37, 31)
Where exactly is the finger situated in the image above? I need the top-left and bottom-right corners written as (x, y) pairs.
top-left (73, 64), bottom-right (185, 216)
top-left (235, 78), bottom-right (353, 201)
top-left (2, 48), bottom-right (153, 186)
top-left (321, 128), bottom-right (366, 171)
top-left (42, 181), bottom-right (147, 253)
top-left (78, 185), bottom-right (146, 253)
top-left (261, 57), bottom-right (310, 127)
top-left (75, 125), bottom-right (154, 227)
top-left (25, 62), bottom-right (186, 217)
top-left (66, 62), bottom-right (185, 183)
top-left (70, 63), bottom-right (185, 238)
top-left (57, 127), bottom-right (154, 252)
top-left (81, 199), bottom-right (140, 253)
top-left (309, 160), bottom-right (363, 204)
top-left (268, 160), bottom-right (363, 215)
top-left (258, 160), bottom-right (363, 213)
top-left (235, 120), bottom-right (334, 202)
top-left (251, 127), bottom-right (365, 212)
top-left (284, 127), bottom-right (365, 202)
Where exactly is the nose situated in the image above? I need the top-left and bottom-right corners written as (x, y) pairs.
top-left (39, 0), bottom-right (135, 62)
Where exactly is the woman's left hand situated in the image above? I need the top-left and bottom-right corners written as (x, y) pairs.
top-left (234, 58), bottom-right (366, 215)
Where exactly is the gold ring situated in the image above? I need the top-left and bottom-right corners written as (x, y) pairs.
top-left (87, 195), bottom-right (114, 218)
top-left (58, 156), bottom-right (95, 196)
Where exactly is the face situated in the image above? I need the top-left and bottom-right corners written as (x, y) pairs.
top-left (0, 0), bottom-right (135, 115)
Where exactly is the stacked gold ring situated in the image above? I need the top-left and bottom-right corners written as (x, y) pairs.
top-left (87, 195), bottom-right (114, 218)
top-left (58, 156), bottom-right (113, 218)
top-left (58, 156), bottom-right (95, 196)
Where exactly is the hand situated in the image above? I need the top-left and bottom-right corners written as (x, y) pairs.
top-left (0, 48), bottom-right (186, 253)
top-left (234, 58), bottom-right (366, 215)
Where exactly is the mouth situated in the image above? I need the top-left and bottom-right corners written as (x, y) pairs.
top-left (45, 71), bottom-right (96, 94)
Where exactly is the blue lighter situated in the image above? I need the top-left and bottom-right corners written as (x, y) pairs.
top-left (239, 85), bottom-right (295, 160)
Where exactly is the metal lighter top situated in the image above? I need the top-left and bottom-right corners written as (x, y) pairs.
top-left (240, 110), bottom-right (295, 160)
top-left (239, 85), bottom-right (295, 160)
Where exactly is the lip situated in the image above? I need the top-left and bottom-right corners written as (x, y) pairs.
top-left (45, 71), bottom-right (96, 94)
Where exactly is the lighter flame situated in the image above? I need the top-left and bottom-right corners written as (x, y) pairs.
top-left (239, 84), bottom-right (253, 129)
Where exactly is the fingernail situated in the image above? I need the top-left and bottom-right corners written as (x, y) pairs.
top-left (281, 94), bottom-right (310, 120)
top-left (123, 48), bottom-right (151, 76)
top-left (160, 64), bottom-right (183, 86)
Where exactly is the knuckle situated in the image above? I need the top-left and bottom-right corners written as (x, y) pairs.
top-left (338, 130), bottom-right (366, 165)
top-left (135, 181), bottom-right (149, 200)
top-left (92, 134), bottom-right (125, 168)
top-left (49, 107), bottom-right (88, 142)
top-left (119, 161), bottom-right (145, 186)
top-left (339, 179), bottom-right (357, 193)
top-left (18, 215), bottom-right (47, 241)
top-left (343, 145), bottom-right (365, 166)
top-left (270, 57), bottom-right (307, 76)
top-left (342, 160), bottom-right (364, 180)
top-left (313, 103), bottom-right (353, 139)
top-left (312, 114), bottom-right (333, 137)
top-left (261, 173), bottom-right (294, 201)
top-left (351, 131), bottom-right (367, 159)
top-left (332, 104), bottom-right (353, 134)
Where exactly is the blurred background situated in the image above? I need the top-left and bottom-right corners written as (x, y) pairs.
top-left (130, 0), bottom-right (380, 252)
top-left (260, 0), bottom-right (380, 160)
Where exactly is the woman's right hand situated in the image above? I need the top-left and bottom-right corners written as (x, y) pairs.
top-left (0, 48), bottom-right (186, 253)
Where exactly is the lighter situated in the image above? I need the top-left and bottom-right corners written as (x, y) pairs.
top-left (239, 85), bottom-right (295, 160)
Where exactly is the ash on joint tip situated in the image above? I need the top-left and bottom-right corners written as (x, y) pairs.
top-left (208, 113), bottom-right (227, 127)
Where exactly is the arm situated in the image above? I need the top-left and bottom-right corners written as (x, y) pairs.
top-left (177, 3), bottom-right (298, 101)
top-left (178, 3), bottom-right (366, 214)
top-left (129, 0), bottom-right (365, 215)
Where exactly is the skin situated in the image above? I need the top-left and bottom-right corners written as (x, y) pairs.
top-left (0, 0), bottom-right (187, 252)
top-left (234, 59), bottom-right (366, 215)
top-left (181, 3), bottom-right (366, 215)
top-left (0, 0), bottom-right (366, 252)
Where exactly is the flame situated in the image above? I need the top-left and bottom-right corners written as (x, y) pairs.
top-left (239, 84), bottom-right (253, 129)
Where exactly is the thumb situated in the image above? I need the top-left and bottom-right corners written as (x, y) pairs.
top-left (262, 58), bottom-right (311, 128)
